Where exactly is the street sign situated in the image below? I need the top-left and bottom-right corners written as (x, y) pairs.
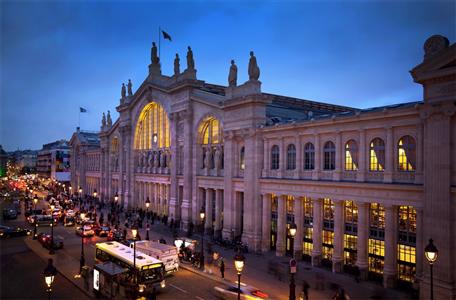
top-left (290, 258), bottom-right (297, 274)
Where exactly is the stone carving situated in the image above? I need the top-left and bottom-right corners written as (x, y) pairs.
top-left (159, 150), bottom-right (166, 167)
top-left (204, 147), bottom-right (212, 169)
top-left (153, 151), bottom-right (159, 168)
top-left (166, 151), bottom-right (171, 168)
top-left (228, 59), bottom-right (237, 87)
top-left (151, 42), bottom-right (159, 64)
top-left (102, 113), bottom-right (106, 127)
top-left (174, 53), bottom-right (180, 76)
top-left (214, 147), bottom-right (222, 169)
top-left (186, 46), bottom-right (195, 70)
top-left (147, 151), bottom-right (153, 167)
top-left (121, 83), bottom-right (126, 98)
top-left (107, 110), bottom-right (112, 127)
top-left (127, 79), bottom-right (133, 96)
top-left (424, 35), bottom-right (449, 59)
top-left (248, 51), bottom-right (260, 81)
top-left (140, 152), bottom-right (145, 167)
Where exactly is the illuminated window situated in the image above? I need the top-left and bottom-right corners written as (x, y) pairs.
top-left (345, 140), bottom-right (358, 171)
top-left (322, 245), bottom-right (333, 260)
top-left (134, 102), bottom-right (170, 149)
top-left (303, 241), bottom-right (313, 256)
top-left (398, 135), bottom-right (416, 171)
top-left (370, 203), bottom-right (385, 229)
top-left (398, 206), bottom-right (416, 244)
top-left (344, 234), bottom-right (357, 265)
top-left (240, 147), bottom-right (245, 170)
top-left (111, 137), bottom-right (119, 153)
top-left (344, 234), bottom-right (357, 250)
top-left (323, 198), bottom-right (334, 222)
top-left (304, 143), bottom-right (315, 170)
top-left (368, 238), bottom-right (385, 274)
top-left (323, 141), bottom-right (335, 170)
top-left (323, 230), bottom-right (334, 245)
top-left (345, 200), bottom-right (358, 234)
top-left (200, 118), bottom-right (222, 145)
top-left (369, 138), bottom-right (385, 171)
top-left (303, 227), bottom-right (313, 240)
top-left (286, 144), bottom-right (296, 170)
top-left (303, 197), bottom-right (313, 218)
top-left (397, 244), bottom-right (416, 282)
top-left (271, 145), bottom-right (280, 170)
top-left (369, 239), bottom-right (385, 257)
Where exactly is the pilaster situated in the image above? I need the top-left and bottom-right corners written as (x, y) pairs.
top-left (311, 198), bottom-right (322, 266)
top-left (332, 199), bottom-right (344, 273)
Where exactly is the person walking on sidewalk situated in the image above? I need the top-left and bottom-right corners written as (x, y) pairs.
top-left (220, 259), bottom-right (225, 279)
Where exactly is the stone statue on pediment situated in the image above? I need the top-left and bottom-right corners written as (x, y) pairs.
top-left (121, 83), bottom-right (126, 98)
top-left (174, 53), bottom-right (180, 76)
top-left (107, 110), bottom-right (112, 127)
top-left (153, 151), bottom-right (159, 168)
top-left (228, 59), bottom-right (237, 87)
top-left (204, 147), bottom-right (211, 169)
top-left (186, 46), bottom-right (195, 70)
top-left (166, 151), bottom-right (171, 168)
top-left (159, 151), bottom-right (166, 167)
top-left (147, 151), bottom-right (153, 167)
top-left (102, 113), bottom-right (106, 127)
top-left (248, 51), bottom-right (260, 81)
top-left (127, 79), bottom-right (133, 96)
top-left (214, 147), bottom-right (222, 169)
top-left (151, 42), bottom-right (159, 64)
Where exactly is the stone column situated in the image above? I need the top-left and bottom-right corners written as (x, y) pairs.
top-left (276, 195), bottom-right (286, 256)
top-left (205, 188), bottom-right (214, 234)
top-left (415, 207), bottom-right (423, 281)
top-left (222, 132), bottom-right (234, 239)
top-left (181, 110), bottom-right (193, 230)
top-left (334, 132), bottom-right (342, 180)
top-left (356, 201), bottom-right (369, 279)
top-left (295, 135), bottom-right (302, 179)
top-left (261, 194), bottom-right (272, 252)
top-left (169, 112), bottom-right (179, 220)
top-left (332, 200), bottom-right (344, 273)
top-left (311, 198), bottom-right (322, 266)
top-left (384, 126), bottom-right (394, 183)
top-left (214, 189), bottom-right (222, 238)
top-left (279, 138), bottom-right (285, 177)
top-left (263, 139), bottom-right (269, 176)
top-left (414, 123), bottom-right (424, 184)
top-left (312, 134), bottom-right (320, 180)
top-left (383, 204), bottom-right (397, 288)
top-left (357, 129), bottom-right (366, 182)
top-left (293, 197), bottom-right (304, 259)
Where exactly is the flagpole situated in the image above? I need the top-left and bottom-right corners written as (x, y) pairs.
top-left (158, 26), bottom-right (161, 59)
top-left (78, 109), bottom-right (80, 128)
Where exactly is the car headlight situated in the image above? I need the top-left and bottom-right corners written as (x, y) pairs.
top-left (160, 280), bottom-right (166, 288)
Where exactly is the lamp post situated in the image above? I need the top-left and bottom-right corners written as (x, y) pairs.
top-left (145, 197), bottom-right (150, 240)
top-left (234, 253), bottom-right (245, 300)
top-left (132, 226), bottom-right (138, 286)
top-left (114, 192), bottom-right (119, 212)
top-left (78, 187), bottom-right (83, 207)
top-left (79, 212), bottom-right (86, 274)
top-left (288, 223), bottom-right (297, 300)
top-left (49, 202), bottom-right (55, 255)
top-left (69, 186), bottom-right (72, 196)
top-left (33, 194), bottom-right (39, 240)
top-left (43, 258), bottom-right (57, 300)
top-left (425, 238), bottom-right (438, 300)
top-left (199, 207), bottom-right (205, 270)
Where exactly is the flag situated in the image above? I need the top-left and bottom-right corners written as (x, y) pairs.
top-left (80, 107), bottom-right (87, 113)
top-left (162, 30), bottom-right (172, 41)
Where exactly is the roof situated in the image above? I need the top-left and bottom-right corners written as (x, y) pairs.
top-left (96, 241), bottom-right (163, 269)
top-left (75, 130), bottom-right (100, 146)
top-left (94, 261), bottom-right (128, 276)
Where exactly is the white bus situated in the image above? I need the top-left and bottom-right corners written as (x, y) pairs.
top-left (95, 241), bottom-right (166, 293)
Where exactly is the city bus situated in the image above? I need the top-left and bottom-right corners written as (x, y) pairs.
top-left (95, 241), bottom-right (166, 295)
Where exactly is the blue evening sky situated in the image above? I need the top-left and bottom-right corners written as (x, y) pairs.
top-left (1, 0), bottom-right (454, 151)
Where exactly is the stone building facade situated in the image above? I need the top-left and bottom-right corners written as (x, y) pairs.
top-left (69, 35), bottom-right (456, 298)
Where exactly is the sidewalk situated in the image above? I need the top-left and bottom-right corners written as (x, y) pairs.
top-left (139, 222), bottom-right (412, 300)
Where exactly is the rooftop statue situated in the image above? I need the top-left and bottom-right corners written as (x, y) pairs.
top-left (174, 53), bottom-right (180, 76)
top-left (127, 79), bottom-right (133, 96)
top-left (186, 46), bottom-right (195, 70)
top-left (107, 110), bottom-right (112, 127)
top-left (228, 59), bottom-right (237, 87)
top-left (121, 83), bottom-right (126, 98)
top-left (151, 42), bottom-right (159, 64)
top-left (248, 51), bottom-right (260, 81)
top-left (102, 112), bottom-right (106, 127)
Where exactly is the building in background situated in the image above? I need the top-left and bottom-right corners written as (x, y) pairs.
top-left (69, 35), bottom-right (456, 298)
top-left (0, 145), bottom-right (7, 177)
top-left (37, 140), bottom-right (71, 181)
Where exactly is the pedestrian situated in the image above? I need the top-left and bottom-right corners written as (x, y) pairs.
top-left (220, 259), bottom-right (225, 279)
top-left (301, 280), bottom-right (310, 300)
top-left (353, 265), bottom-right (360, 283)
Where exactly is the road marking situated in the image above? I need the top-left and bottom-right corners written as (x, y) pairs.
top-left (195, 297), bottom-right (205, 300)
top-left (169, 284), bottom-right (188, 294)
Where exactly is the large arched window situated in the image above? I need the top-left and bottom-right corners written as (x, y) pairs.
top-left (286, 144), bottom-right (296, 170)
top-left (111, 137), bottom-right (119, 153)
top-left (370, 138), bottom-right (385, 171)
top-left (345, 140), bottom-right (358, 171)
top-left (240, 147), bottom-right (245, 170)
top-left (323, 141), bottom-right (335, 170)
top-left (198, 117), bottom-right (223, 170)
top-left (271, 145), bottom-right (280, 170)
top-left (304, 142), bottom-right (315, 170)
top-left (134, 102), bottom-right (170, 149)
top-left (200, 117), bottom-right (222, 145)
top-left (398, 135), bottom-right (416, 171)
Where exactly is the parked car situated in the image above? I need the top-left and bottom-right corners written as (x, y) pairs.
top-left (64, 216), bottom-right (75, 227)
top-left (76, 225), bottom-right (95, 237)
top-left (29, 215), bottom-right (53, 226)
top-left (25, 209), bottom-right (44, 218)
top-left (37, 233), bottom-right (64, 250)
top-left (94, 225), bottom-right (111, 237)
top-left (107, 229), bottom-right (125, 242)
top-left (213, 284), bottom-right (269, 300)
top-left (0, 225), bottom-right (31, 238)
top-left (2, 208), bottom-right (18, 220)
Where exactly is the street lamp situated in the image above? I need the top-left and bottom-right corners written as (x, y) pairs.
top-left (288, 223), bottom-right (297, 300)
top-left (93, 189), bottom-right (97, 199)
top-left (132, 226), bottom-right (138, 285)
top-left (33, 194), bottom-right (39, 239)
top-left (79, 212), bottom-right (86, 274)
top-left (199, 207), bottom-right (205, 270)
top-left (145, 197), bottom-right (150, 240)
top-left (43, 258), bottom-right (57, 300)
top-left (49, 203), bottom-right (55, 255)
top-left (425, 238), bottom-right (438, 300)
top-left (234, 253), bottom-right (245, 300)
top-left (78, 187), bottom-right (83, 207)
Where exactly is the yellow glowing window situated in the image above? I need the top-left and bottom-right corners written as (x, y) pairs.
top-left (303, 197), bottom-right (313, 218)
top-left (369, 138), bottom-right (385, 171)
top-left (303, 227), bottom-right (313, 239)
top-left (344, 234), bottom-right (357, 250)
top-left (398, 136), bottom-right (416, 171)
top-left (134, 102), bottom-right (170, 150)
top-left (344, 200), bottom-right (358, 224)
top-left (370, 203), bottom-right (385, 229)
top-left (345, 140), bottom-right (358, 171)
top-left (323, 198), bottom-right (334, 221)
top-left (286, 196), bottom-right (294, 214)
top-left (323, 230), bottom-right (334, 245)
top-left (398, 244), bottom-right (416, 264)
top-left (200, 118), bottom-right (221, 145)
top-left (368, 239), bottom-right (385, 257)
top-left (303, 241), bottom-right (313, 256)
top-left (322, 245), bottom-right (333, 259)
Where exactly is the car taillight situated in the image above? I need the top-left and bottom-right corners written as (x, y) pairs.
top-left (252, 291), bottom-right (268, 298)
